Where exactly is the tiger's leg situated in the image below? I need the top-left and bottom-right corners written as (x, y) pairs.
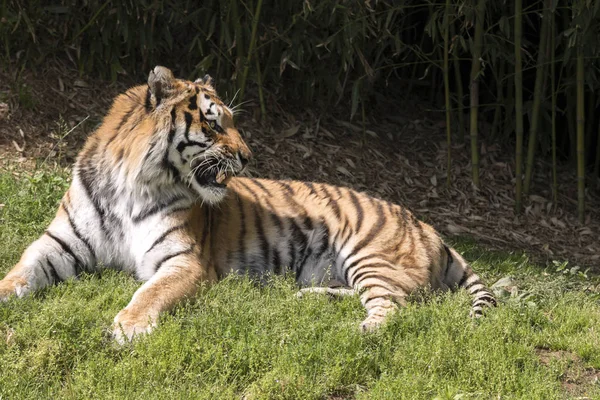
top-left (295, 287), bottom-right (356, 298)
top-left (443, 245), bottom-right (496, 317)
top-left (112, 251), bottom-right (215, 343)
top-left (0, 198), bottom-right (95, 300)
top-left (346, 262), bottom-right (413, 332)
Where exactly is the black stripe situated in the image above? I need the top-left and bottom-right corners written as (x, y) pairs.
top-left (332, 186), bottom-right (344, 203)
top-left (399, 207), bottom-right (410, 224)
top-left (363, 295), bottom-right (392, 307)
top-left (272, 248), bottom-right (282, 275)
top-left (176, 141), bottom-right (207, 153)
top-left (164, 134), bottom-right (180, 180)
top-left (237, 197), bottom-right (247, 268)
top-left (303, 182), bottom-right (318, 197)
top-left (62, 201), bottom-right (95, 260)
top-left (279, 181), bottom-right (295, 196)
top-left (336, 221), bottom-right (353, 255)
top-left (184, 112), bottom-right (193, 140)
top-left (76, 154), bottom-right (108, 235)
top-left (312, 224), bottom-right (330, 263)
top-left (344, 254), bottom-right (377, 284)
top-left (46, 258), bottom-right (62, 283)
top-left (243, 180), bottom-right (284, 232)
top-left (145, 87), bottom-right (152, 111)
top-left (38, 261), bottom-right (51, 283)
top-left (464, 278), bottom-right (480, 290)
top-left (236, 180), bottom-right (274, 271)
top-left (360, 279), bottom-right (399, 292)
top-left (475, 294), bottom-right (497, 306)
top-left (322, 186), bottom-right (341, 219)
top-left (348, 190), bottom-right (364, 233)
top-left (116, 148), bottom-right (125, 163)
top-left (457, 272), bottom-right (470, 287)
top-left (342, 202), bottom-right (386, 285)
top-left (249, 179), bottom-right (273, 197)
top-left (106, 106), bottom-right (134, 146)
top-left (351, 263), bottom-right (396, 286)
top-left (132, 196), bottom-right (185, 223)
top-left (146, 223), bottom-right (187, 254)
top-left (189, 95), bottom-right (198, 110)
top-left (289, 219), bottom-right (308, 276)
top-left (166, 205), bottom-right (192, 216)
top-left (254, 205), bottom-right (270, 270)
top-left (199, 207), bottom-right (211, 255)
top-left (303, 215), bottom-right (314, 231)
top-left (251, 186), bottom-right (285, 232)
top-left (349, 201), bottom-right (385, 255)
top-left (155, 248), bottom-right (193, 272)
top-left (45, 231), bottom-right (83, 276)
top-left (443, 244), bottom-right (452, 280)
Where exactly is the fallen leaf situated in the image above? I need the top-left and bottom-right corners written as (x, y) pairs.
top-left (0, 102), bottom-right (9, 120)
top-left (336, 166), bottom-right (353, 178)
top-left (12, 140), bottom-right (24, 152)
top-left (73, 79), bottom-right (89, 88)
top-left (281, 124), bottom-right (300, 138)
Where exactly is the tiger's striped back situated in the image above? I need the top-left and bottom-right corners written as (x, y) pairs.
top-left (207, 177), bottom-right (496, 329)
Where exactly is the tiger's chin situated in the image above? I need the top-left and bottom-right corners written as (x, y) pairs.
top-left (190, 169), bottom-right (231, 205)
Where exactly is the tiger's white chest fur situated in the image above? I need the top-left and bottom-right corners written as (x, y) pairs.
top-left (69, 173), bottom-right (196, 280)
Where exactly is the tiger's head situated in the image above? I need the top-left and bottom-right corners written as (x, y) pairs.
top-left (142, 66), bottom-right (252, 204)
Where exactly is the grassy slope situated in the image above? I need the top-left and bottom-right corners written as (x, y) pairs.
top-left (0, 168), bottom-right (599, 400)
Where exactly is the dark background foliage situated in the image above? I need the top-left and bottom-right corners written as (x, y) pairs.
top-left (1, 0), bottom-right (600, 219)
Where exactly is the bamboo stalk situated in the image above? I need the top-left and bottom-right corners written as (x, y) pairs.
top-left (255, 57), bottom-right (266, 120)
top-left (444, 0), bottom-right (452, 187)
top-left (491, 62), bottom-right (504, 139)
top-left (469, 0), bottom-right (487, 188)
top-left (450, 23), bottom-right (465, 143)
top-left (594, 120), bottom-right (600, 189)
top-left (523, 3), bottom-right (551, 195)
top-left (567, 90), bottom-right (577, 164)
top-left (576, 44), bottom-right (585, 223)
top-left (550, 5), bottom-right (558, 204)
top-left (238, 0), bottom-right (264, 104)
top-left (407, 34), bottom-right (427, 97)
top-left (514, 0), bottom-right (524, 213)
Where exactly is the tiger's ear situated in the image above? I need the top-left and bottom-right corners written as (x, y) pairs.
top-left (195, 74), bottom-right (215, 89)
top-left (148, 66), bottom-right (175, 103)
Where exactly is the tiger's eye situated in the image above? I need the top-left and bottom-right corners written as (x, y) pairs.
top-left (210, 121), bottom-right (216, 129)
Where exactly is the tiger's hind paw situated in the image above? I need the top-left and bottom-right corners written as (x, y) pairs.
top-left (359, 315), bottom-right (385, 333)
top-left (295, 287), bottom-right (356, 299)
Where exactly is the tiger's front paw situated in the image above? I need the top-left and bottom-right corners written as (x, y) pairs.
top-left (112, 308), bottom-right (157, 344)
top-left (0, 277), bottom-right (26, 301)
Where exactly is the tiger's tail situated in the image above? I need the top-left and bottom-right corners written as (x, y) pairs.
top-left (442, 245), bottom-right (496, 317)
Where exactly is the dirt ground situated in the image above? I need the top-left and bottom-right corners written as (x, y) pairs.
top-left (1, 65), bottom-right (599, 269)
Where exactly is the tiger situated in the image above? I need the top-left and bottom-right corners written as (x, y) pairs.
top-left (0, 66), bottom-right (496, 342)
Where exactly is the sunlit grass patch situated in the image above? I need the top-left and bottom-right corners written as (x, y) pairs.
top-left (1, 167), bottom-right (599, 399)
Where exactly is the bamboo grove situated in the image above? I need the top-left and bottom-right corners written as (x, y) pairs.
top-left (1, 0), bottom-right (600, 222)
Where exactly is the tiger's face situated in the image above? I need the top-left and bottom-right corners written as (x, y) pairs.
top-left (147, 66), bottom-right (252, 204)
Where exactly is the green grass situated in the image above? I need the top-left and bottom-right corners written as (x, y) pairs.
top-left (1, 167), bottom-right (600, 399)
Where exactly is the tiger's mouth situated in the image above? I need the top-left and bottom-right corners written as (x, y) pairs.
top-left (194, 168), bottom-right (231, 188)
top-left (191, 159), bottom-right (234, 188)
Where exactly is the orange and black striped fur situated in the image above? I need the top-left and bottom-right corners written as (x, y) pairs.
top-left (0, 67), bottom-right (496, 342)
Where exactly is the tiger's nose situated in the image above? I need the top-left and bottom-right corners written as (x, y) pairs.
top-left (238, 151), bottom-right (250, 167)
